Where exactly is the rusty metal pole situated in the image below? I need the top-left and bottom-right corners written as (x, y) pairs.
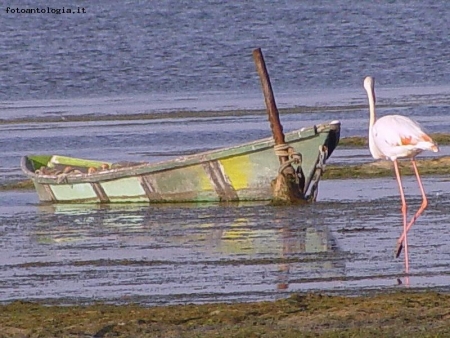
top-left (252, 48), bottom-right (305, 204)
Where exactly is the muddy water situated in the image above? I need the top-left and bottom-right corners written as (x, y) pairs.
top-left (2, 175), bottom-right (450, 305)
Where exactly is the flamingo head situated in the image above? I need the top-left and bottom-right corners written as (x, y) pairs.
top-left (363, 76), bottom-right (375, 103)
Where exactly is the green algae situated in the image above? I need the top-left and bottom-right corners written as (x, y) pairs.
top-left (0, 179), bottom-right (34, 191)
top-left (339, 133), bottom-right (450, 147)
top-left (1, 291), bottom-right (450, 337)
top-left (324, 156), bottom-right (450, 180)
top-left (338, 136), bottom-right (369, 147)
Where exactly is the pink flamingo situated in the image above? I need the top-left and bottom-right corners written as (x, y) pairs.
top-left (363, 76), bottom-right (438, 273)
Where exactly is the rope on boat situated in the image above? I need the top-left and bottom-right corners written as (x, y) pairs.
top-left (307, 145), bottom-right (328, 202)
top-left (57, 173), bottom-right (69, 184)
top-left (273, 144), bottom-right (302, 174)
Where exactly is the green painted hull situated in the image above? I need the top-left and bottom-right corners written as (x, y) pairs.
top-left (21, 121), bottom-right (340, 203)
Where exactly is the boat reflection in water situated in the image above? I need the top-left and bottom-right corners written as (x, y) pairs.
top-left (34, 203), bottom-right (345, 301)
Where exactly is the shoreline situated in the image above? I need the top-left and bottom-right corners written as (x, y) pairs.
top-left (2, 291), bottom-right (449, 337)
top-left (2, 94), bottom-right (450, 124)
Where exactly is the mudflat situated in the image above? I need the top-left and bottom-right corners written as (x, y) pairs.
top-left (2, 291), bottom-right (449, 337)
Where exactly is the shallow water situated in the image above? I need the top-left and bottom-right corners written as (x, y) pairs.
top-left (2, 176), bottom-right (450, 305)
top-left (2, 70), bottom-right (450, 308)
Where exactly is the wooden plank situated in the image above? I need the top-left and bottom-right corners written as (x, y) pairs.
top-left (252, 48), bottom-right (286, 147)
top-left (92, 183), bottom-right (110, 203)
top-left (202, 160), bottom-right (239, 202)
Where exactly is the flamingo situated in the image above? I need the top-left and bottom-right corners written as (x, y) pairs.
top-left (363, 76), bottom-right (438, 273)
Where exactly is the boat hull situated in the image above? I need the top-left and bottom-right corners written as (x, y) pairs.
top-left (21, 121), bottom-right (340, 203)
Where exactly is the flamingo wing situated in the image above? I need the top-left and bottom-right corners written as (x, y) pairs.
top-left (373, 115), bottom-right (436, 159)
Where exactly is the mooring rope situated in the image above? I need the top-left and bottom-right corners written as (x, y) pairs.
top-left (273, 144), bottom-right (302, 173)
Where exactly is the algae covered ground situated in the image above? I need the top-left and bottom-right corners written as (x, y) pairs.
top-left (338, 133), bottom-right (450, 148)
top-left (324, 155), bottom-right (450, 180)
top-left (324, 133), bottom-right (450, 179)
top-left (1, 291), bottom-right (450, 337)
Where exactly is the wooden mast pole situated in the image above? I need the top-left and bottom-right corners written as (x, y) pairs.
top-left (252, 48), bottom-right (286, 150)
top-left (252, 48), bottom-right (305, 204)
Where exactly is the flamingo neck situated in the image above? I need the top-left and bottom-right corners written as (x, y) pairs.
top-left (368, 89), bottom-right (376, 128)
top-left (366, 86), bottom-right (381, 159)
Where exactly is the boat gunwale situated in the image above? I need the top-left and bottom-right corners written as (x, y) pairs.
top-left (21, 121), bottom-right (340, 185)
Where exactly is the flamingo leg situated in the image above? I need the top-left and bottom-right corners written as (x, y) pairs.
top-left (395, 159), bottom-right (428, 258)
top-left (393, 160), bottom-right (409, 273)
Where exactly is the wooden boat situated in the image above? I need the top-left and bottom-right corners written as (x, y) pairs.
top-left (21, 120), bottom-right (340, 203)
